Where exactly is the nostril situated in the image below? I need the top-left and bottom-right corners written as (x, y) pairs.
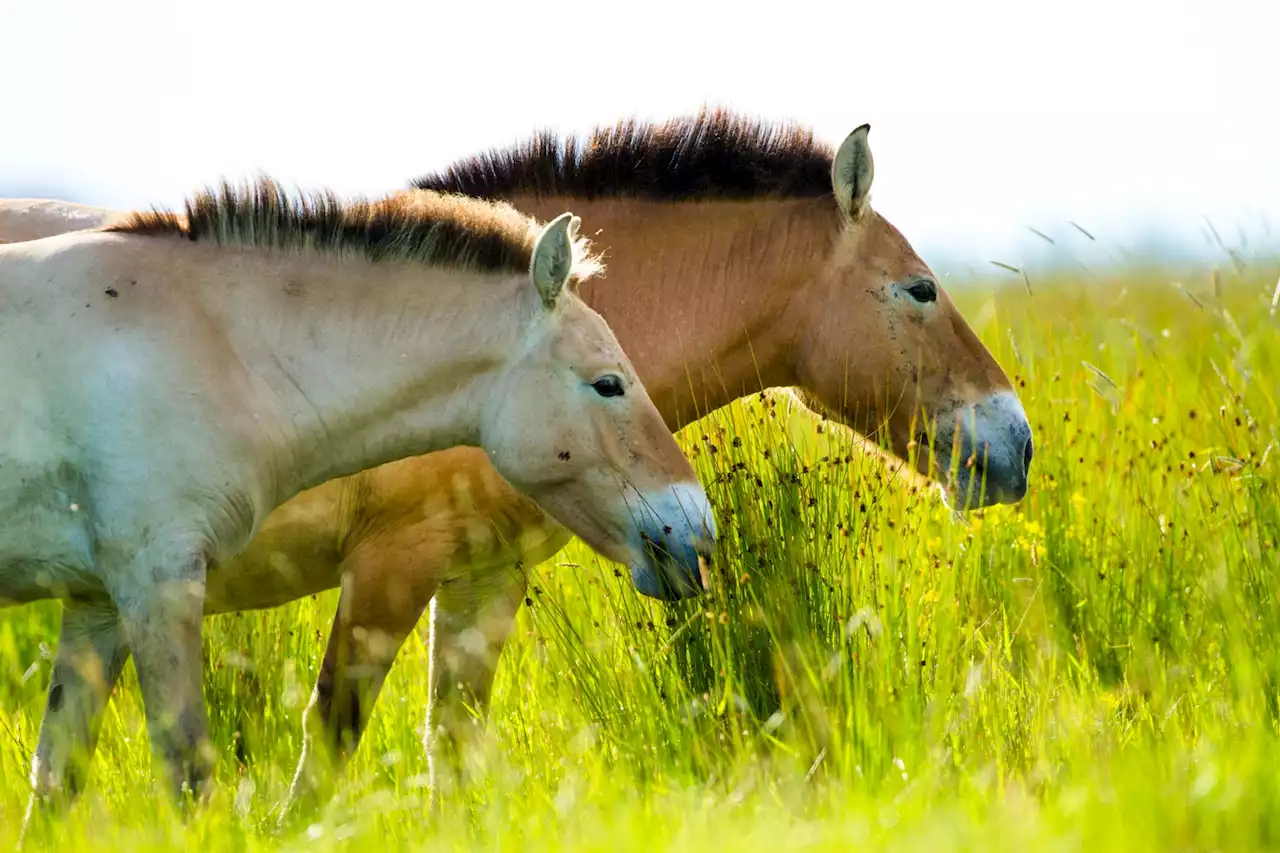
top-left (1022, 435), bottom-right (1035, 473)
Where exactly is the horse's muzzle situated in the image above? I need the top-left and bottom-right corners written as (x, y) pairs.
top-left (628, 483), bottom-right (717, 601)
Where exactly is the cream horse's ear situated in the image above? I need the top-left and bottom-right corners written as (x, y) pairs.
top-left (530, 212), bottom-right (581, 309)
top-left (832, 123), bottom-right (874, 221)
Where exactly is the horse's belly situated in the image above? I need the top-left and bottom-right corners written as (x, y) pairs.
top-left (204, 547), bottom-right (344, 614)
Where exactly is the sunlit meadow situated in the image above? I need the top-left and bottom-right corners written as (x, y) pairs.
top-left (2, 257), bottom-right (1278, 851)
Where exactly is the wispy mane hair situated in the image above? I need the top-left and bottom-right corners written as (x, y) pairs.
top-left (411, 107), bottom-right (837, 203)
top-left (107, 177), bottom-right (603, 279)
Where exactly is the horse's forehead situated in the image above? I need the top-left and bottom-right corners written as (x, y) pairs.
top-left (546, 301), bottom-right (622, 358)
top-left (849, 211), bottom-right (931, 276)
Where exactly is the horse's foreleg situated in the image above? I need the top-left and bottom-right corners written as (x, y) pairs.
top-left (21, 599), bottom-right (130, 835)
top-left (426, 562), bottom-right (528, 809)
top-left (109, 547), bottom-right (214, 806)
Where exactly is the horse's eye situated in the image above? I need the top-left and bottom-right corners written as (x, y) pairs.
top-left (591, 375), bottom-right (625, 398)
top-left (905, 279), bottom-right (938, 304)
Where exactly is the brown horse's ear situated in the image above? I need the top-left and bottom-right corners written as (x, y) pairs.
top-left (530, 212), bottom-right (580, 309)
top-left (832, 123), bottom-right (874, 220)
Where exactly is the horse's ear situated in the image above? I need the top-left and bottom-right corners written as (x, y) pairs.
top-left (832, 123), bottom-right (874, 220)
top-left (530, 212), bottom-right (579, 309)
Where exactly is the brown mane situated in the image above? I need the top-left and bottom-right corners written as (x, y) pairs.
top-left (105, 177), bottom-right (563, 275)
top-left (411, 107), bottom-right (836, 203)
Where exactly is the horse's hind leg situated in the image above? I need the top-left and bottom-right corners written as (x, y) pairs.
top-left (282, 541), bottom-right (442, 821)
top-left (426, 561), bottom-right (529, 809)
top-left (21, 599), bottom-right (130, 834)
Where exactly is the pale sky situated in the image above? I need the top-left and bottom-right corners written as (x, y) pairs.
top-left (2, 0), bottom-right (1277, 274)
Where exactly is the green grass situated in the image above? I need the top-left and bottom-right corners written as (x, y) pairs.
top-left (3, 262), bottom-right (1279, 851)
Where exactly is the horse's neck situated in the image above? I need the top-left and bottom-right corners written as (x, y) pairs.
top-left (512, 195), bottom-right (832, 431)
top-left (209, 249), bottom-right (524, 501)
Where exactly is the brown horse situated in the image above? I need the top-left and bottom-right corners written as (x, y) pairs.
top-left (0, 109), bottom-right (1033, 813)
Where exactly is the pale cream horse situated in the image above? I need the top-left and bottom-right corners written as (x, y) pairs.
top-left (0, 180), bottom-right (718, 820)
top-left (0, 110), bottom-right (1035, 813)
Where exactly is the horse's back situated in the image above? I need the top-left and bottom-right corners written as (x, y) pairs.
top-left (0, 232), bottom-right (133, 383)
top-left (0, 229), bottom-right (122, 307)
top-left (0, 198), bottom-right (124, 243)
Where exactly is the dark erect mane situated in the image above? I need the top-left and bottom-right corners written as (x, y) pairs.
top-left (412, 107), bottom-right (837, 203)
top-left (105, 177), bottom-right (547, 275)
